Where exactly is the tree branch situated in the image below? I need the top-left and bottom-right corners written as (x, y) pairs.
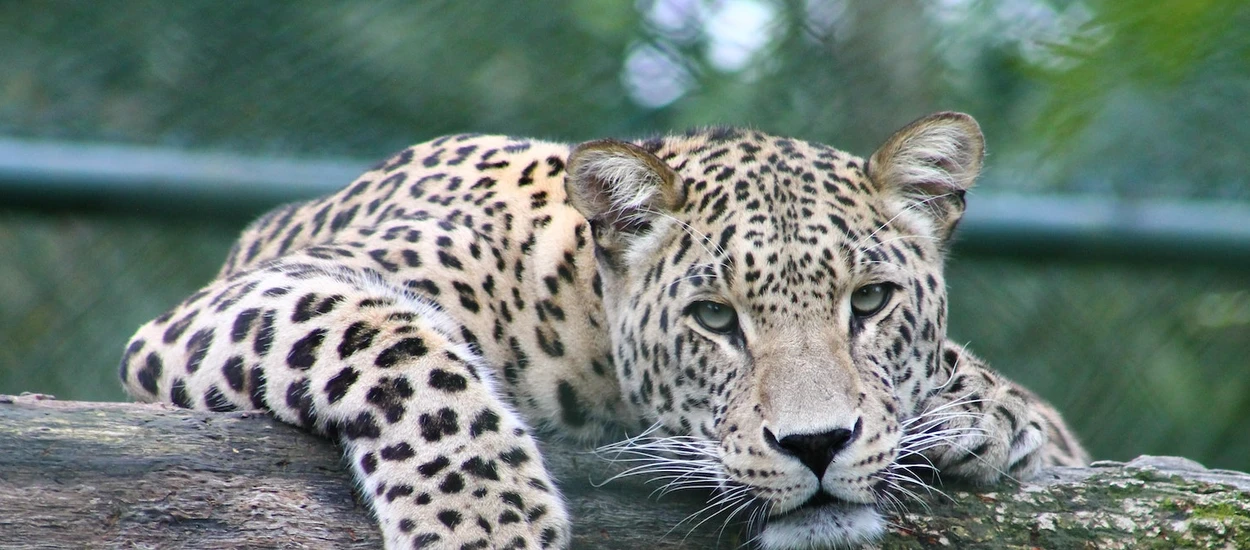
top-left (1, 394), bottom-right (1246, 549)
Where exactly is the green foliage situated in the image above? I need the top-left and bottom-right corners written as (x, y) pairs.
top-left (1019, 0), bottom-right (1250, 196)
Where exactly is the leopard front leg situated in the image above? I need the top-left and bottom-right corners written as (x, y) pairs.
top-left (907, 342), bottom-right (1090, 484)
top-left (120, 256), bottom-right (569, 549)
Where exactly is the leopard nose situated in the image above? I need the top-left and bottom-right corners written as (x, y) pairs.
top-left (764, 418), bottom-right (862, 480)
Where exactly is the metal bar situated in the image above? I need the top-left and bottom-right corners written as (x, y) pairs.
top-left (958, 193), bottom-right (1250, 265)
top-left (0, 137), bottom-right (366, 217)
top-left (1, 137), bottom-right (1248, 265)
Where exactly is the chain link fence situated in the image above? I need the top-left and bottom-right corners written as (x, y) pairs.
top-left (2, 1), bottom-right (1247, 472)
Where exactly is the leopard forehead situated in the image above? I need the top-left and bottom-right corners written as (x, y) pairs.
top-left (620, 128), bottom-right (944, 323)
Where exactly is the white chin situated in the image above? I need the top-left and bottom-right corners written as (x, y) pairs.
top-left (756, 503), bottom-right (883, 549)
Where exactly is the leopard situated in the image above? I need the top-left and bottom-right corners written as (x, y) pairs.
top-left (119, 111), bottom-right (1088, 549)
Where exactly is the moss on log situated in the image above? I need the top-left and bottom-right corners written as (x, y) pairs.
top-left (1, 394), bottom-right (1247, 549)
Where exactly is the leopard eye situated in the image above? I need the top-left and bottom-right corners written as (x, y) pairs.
top-left (689, 301), bottom-right (738, 334)
top-left (850, 284), bottom-right (892, 317)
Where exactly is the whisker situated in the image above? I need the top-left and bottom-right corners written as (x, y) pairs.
top-left (715, 493), bottom-right (761, 546)
top-left (674, 486), bottom-right (752, 539)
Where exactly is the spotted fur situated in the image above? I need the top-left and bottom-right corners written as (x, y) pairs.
top-left (121, 112), bottom-right (1088, 549)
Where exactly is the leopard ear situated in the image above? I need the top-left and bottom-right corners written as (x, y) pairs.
top-left (868, 111), bottom-right (984, 241)
top-left (565, 139), bottom-right (685, 257)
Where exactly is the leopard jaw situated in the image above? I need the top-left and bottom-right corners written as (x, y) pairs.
top-left (757, 501), bottom-right (884, 550)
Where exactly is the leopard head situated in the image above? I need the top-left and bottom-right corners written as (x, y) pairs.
top-left (566, 112), bottom-right (984, 547)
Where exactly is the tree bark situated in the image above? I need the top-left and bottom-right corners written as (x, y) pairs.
top-left (1, 394), bottom-right (1247, 549)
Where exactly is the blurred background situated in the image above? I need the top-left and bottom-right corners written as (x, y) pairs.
top-left (1, 1), bottom-right (1247, 471)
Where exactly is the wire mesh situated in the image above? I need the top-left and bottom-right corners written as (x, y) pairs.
top-left (1, 1), bottom-right (1247, 472)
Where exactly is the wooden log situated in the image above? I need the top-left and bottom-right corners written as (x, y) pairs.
top-left (1, 394), bottom-right (1247, 549)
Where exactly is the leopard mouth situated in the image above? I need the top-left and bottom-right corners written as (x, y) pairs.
top-left (751, 492), bottom-right (884, 550)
